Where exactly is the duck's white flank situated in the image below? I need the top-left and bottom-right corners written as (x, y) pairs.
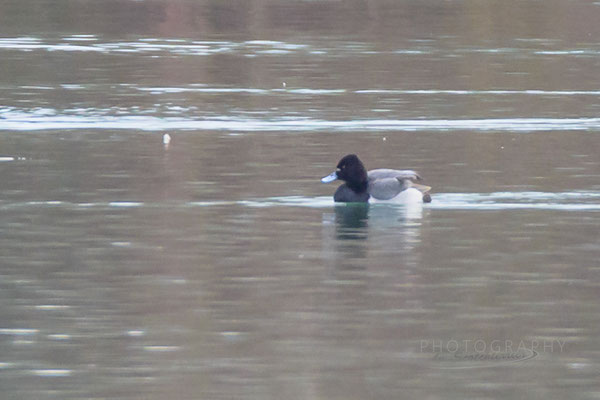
top-left (369, 187), bottom-right (424, 204)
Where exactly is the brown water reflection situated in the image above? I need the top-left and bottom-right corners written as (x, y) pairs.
top-left (1, 1), bottom-right (600, 399)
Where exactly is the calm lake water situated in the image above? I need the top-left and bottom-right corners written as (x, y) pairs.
top-left (1, 1), bottom-right (600, 399)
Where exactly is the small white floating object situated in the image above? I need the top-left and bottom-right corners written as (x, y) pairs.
top-left (34, 305), bottom-right (70, 310)
top-left (0, 328), bottom-right (38, 336)
top-left (108, 202), bottom-right (143, 208)
top-left (143, 345), bottom-right (179, 352)
top-left (282, 82), bottom-right (286, 88)
top-left (163, 133), bottom-right (171, 145)
top-left (382, 137), bottom-right (387, 141)
top-left (32, 369), bottom-right (72, 377)
top-left (48, 334), bottom-right (71, 340)
top-left (0, 156), bottom-right (25, 162)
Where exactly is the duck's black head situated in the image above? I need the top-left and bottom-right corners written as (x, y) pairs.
top-left (321, 154), bottom-right (369, 199)
top-left (335, 154), bottom-right (368, 191)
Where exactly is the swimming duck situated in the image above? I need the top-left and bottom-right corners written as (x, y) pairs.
top-left (321, 154), bottom-right (432, 203)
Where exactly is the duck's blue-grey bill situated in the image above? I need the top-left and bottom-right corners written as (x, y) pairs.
top-left (321, 172), bottom-right (338, 183)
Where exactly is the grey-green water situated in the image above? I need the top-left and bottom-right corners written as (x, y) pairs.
top-left (1, 1), bottom-right (600, 399)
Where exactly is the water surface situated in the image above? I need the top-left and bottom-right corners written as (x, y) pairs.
top-left (1, 1), bottom-right (600, 399)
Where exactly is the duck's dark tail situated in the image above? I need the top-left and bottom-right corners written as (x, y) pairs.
top-left (411, 182), bottom-right (432, 203)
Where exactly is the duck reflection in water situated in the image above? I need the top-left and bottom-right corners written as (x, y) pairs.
top-left (322, 201), bottom-right (425, 267)
top-left (334, 203), bottom-right (370, 241)
top-left (327, 203), bottom-right (370, 265)
top-left (322, 201), bottom-right (425, 265)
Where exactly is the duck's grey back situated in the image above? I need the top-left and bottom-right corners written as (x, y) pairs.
top-left (367, 169), bottom-right (423, 201)
top-left (367, 169), bottom-right (422, 181)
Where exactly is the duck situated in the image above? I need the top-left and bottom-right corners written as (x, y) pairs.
top-left (321, 154), bottom-right (432, 203)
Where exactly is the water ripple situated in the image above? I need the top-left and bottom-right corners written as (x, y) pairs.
top-left (430, 192), bottom-right (600, 211)
top-left (1, 108), bottom-right (599, 132)
top-left (1, 192), bottom-right (599, 212)
top-left (1, 37), bottom-right (599, 59)
top-left (255, 192), bottom-right (600, 211)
